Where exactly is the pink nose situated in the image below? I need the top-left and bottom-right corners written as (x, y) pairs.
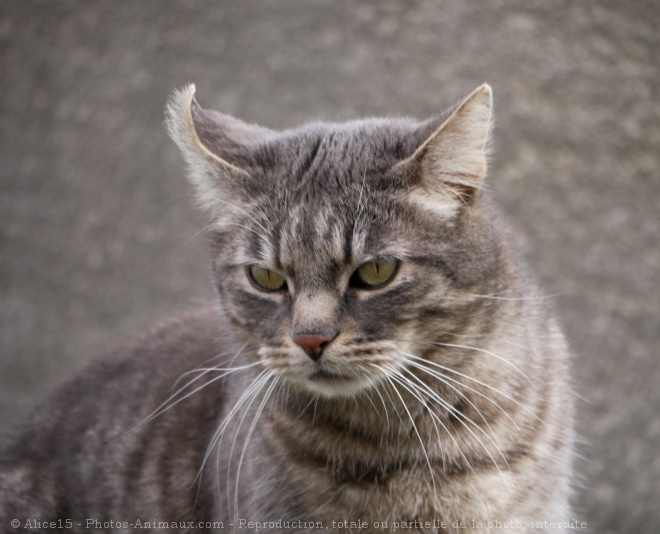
top-left (292, 332), bottom-right (337, 361)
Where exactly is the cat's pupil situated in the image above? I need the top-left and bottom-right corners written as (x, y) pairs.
top-left (351, 259), bottom-right (399, 289)
top-left (248, 265), bottom-right (287, 291)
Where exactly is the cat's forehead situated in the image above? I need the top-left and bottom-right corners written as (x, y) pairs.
top-left (242, 121), bottom-right (428, 277)
top-left (271, 118), bottom-right (421, 185)
top-left (280, 203), bottom-right (351, 269)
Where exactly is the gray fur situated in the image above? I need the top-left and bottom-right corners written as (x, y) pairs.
top-left (0, 85), bottom-right (574, 533)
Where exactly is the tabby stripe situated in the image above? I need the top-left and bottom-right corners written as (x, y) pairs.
top-left (296, 136), bottom-right (323, 179)
top-left (408, 254), bottom-right (457, 281)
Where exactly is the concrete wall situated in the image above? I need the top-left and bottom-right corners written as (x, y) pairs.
top-left (1, 1), bottom-right (658, 531)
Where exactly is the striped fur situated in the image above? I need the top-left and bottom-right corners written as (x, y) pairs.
top-left (0, 85), bottom-right (574, 533)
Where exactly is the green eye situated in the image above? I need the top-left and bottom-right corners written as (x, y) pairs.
top-left (248, 266), bottom-right (287, 291)
top-left (351, 259), bottom-right (399, 289)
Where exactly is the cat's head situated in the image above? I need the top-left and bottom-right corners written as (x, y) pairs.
top-left (167, 84), bottom-right (501, 398)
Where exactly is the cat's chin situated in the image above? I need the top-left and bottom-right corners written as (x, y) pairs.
top-left (290, 368), bottom-right (373, 398)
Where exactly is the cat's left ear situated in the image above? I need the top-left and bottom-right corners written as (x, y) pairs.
top-left (401, 83), bottom-right (492, 211)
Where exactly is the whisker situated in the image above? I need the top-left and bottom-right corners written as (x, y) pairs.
top-left (384, 368), bottom-right (447, 463)
top-left (400, 354), bottom-right (521, 432)
top-left (209, 196), bottom-right (271, 235)
top-left (397, 338), bottom-right (534, 386)
top-left (382, 366), bottom-right (475, 477)
top-left (439, 287), bottom-right (562, 302)
top-left (184, 221), bottom-right (218, 244)
top-left (170, 343), bottom-right (251, 395)
top-left (351, 166), bottom-right (369, 249)
top-left (228, 222), bottom-right (271, 243)
top-left (195, 369), bottom-right (271, 487)
top-left (394, 364), bottom-right (515, 492)
top-left (400, 358), bottom-right (509, 443)
top-left (356, 364), bottom-right (390, 430)
top-left (312, 396), bottom-right (320, 425)
top-left (232, 375), bottom-right (279, 524)
top-left (170, 346), bottom-right (242, 392)
top-left (379, 373), bottom-right (404, 426)
top-left (400, 351), bottom-right (547, 429)
top-left (239, 190), bottom-right (275, 232)
top-left (441, 294), bottom-right (562, 302)
top-left (359, 380), bottom-right (381, 418)
top-left (381, 373), bottom-right (437, 495)
top-left (141, 360), bottom-right (260, 429)
top-left (221, 371), bottom-right (273, 522)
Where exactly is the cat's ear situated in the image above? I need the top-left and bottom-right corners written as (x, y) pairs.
top-left (166, 84), bottom-right (274, 214)
top-left (401, 84), bottom-right (492, 213)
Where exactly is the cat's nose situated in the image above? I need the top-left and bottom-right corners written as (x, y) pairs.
top-left (292, 331), bottom-right (338, 361)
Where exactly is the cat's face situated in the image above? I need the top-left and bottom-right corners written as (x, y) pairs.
top-left (168, 84), bottom-right (497, 398)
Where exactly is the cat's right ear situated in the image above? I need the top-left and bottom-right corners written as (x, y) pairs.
top-left (166, 84), bottom-right (272, 215)
top-left (395, 84), bottom-right (493, 217)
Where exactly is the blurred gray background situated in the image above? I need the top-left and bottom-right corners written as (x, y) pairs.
top-left (1, 1), bottom-right (658, 532)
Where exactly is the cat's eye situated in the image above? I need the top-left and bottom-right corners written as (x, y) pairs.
top-left (350, 259), bottom-right (399, 289)
top-left (248, 266), bottom-right (287, 292)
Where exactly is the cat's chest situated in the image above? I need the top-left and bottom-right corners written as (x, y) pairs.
top-left (258, 440), bottom-right (451, 530)
top-left (275, 466), bottom-right (459, 534)
top-left (222, 391), bottom-right (495, 532)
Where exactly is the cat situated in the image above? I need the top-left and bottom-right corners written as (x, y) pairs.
top-left (0, 83), bottom-right (574, 533)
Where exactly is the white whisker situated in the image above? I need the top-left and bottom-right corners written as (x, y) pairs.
top-left (131, 356), bottom-right (258, 435)
top-left (240, 190), bottom-right (275, 232)
top-left (382, 373), bottom-right (437, 494)
top-left (400, 355), bottom-right (512, 439)
top-left (210, 196), bottom-right (271, 235)
top-left (195, 369), bottom-right (270, 487)
top-left (169, 344), bottom-right (252, 395)
top-left (221, 371), bottom-right (273, 524)
top-left (440, 288), bottom-right (561, 302)
top-left (398, 338), bottom-right (534, 386)
top-left (394, 364), bottom-right (515, 492)
top-left (233, 375), bottom-right (279, 525)
top-left (400, 351), bottom-right (547, 429)
top-left (402, 355), bottom-right (521, 432)
top-left (382, 366), bottom-right (474, 478)
top-left (356, 365), bottom-right (390, 431)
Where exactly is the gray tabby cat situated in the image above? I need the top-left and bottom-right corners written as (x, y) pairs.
top-left (0, 84), bottom-right (574, 533)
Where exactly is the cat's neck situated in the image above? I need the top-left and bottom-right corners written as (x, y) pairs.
top-left (266, 379), bottom-right (450, 470)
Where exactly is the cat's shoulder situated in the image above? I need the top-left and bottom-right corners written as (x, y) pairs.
top-left (70, 306), bottom-right (229, 389)
top-left (0, 308), bottom-right (229, 522)
top-left (3, 308), bottom-right (229, 450)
